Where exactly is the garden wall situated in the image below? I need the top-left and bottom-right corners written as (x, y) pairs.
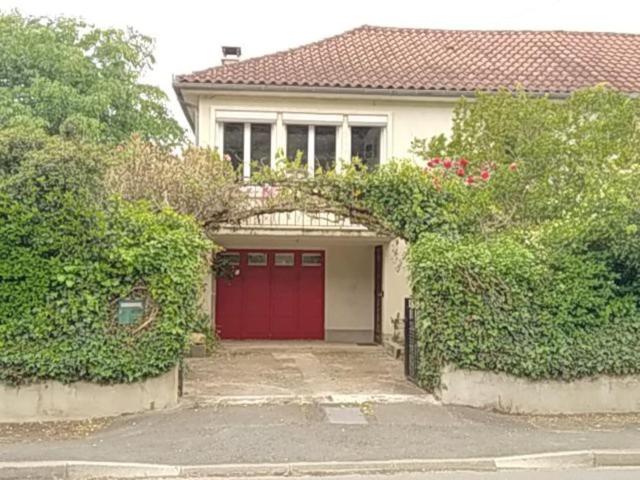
top-left (0, 367), bottom-right (179, 422)
top-left (439, 366), bottom-right (640, 414)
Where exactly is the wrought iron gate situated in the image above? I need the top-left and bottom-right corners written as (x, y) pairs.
top-left (404, 297), bottom-right (420, 384)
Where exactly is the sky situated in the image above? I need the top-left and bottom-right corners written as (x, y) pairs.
top-left (2, 0), bottom-right (640, 134)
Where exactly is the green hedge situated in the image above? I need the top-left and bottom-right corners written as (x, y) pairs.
top-left (409, 233), bottom-right (640, 390)
top-left (0, 154), bottom-right (211, 385)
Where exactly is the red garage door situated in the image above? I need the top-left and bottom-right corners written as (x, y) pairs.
top-left (215, 250), bottom-right (324, 339)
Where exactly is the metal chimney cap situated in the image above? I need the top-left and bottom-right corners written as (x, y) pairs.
top-left (222, 46), bottom-right (242, 57)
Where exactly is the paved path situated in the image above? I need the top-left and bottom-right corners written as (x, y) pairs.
top-left (2, 401), bottom-right (640, 465)
top-left (183, 342), bottom-right (425, 406)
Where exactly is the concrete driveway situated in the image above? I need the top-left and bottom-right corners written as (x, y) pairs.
top-left (183, 341), bottom-right (430, 406)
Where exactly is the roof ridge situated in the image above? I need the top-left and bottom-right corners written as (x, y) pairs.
top-left (357, 24), bottom-right (640, 37)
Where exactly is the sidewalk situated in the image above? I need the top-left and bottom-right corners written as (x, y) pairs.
top-left (2, 401), bottom-right (640, 465)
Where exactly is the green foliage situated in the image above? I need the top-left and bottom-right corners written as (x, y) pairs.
top-left (409, 233), bottom-right (640, 390)
top-left (0, 145), bottom-right (210, 385)
top-left (402, 86), bottom-right (640, 388)
top-left (0, 11), bottom-right (183, 148)
top-left (421, 86), bottom-right (640, 231)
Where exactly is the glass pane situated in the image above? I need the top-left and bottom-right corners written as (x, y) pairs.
top-left (219, 252), bottom-right (240, 266)
top-left (250, 124), bottom-right (271, 171)
top-left (351, 126), bottom-right (381, 169)
top-left (315, 126), bottom-right (336, 171)
top-left (223, 123), bottom-right (244, 171)
top-left (247, 252), bottom-right (267, 266)
top-left (274, 253), bottom-right (295, 267)
top-left (301, 253), bottom-right (322, 266)
top-left (286, 125), bottom-right (308, 163)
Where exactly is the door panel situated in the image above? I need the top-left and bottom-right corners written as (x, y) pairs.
top-left (270, 252), bottom-right (299, 338)
top-left (374, 245), bottom-right (383, 344)
top-left (215, 249), bottom-right (324, 340)
top-left (299, 252), bottom-right (324, 339)
top-left (241, 252), bottom-right (270, 338)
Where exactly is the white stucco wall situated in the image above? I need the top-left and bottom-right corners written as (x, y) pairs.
top-left (187, 90), bottom-right (457, 343)
top-left (185, 90), bottom-right (455, 163)
top-left (381, 239), bottom-right (411, 341)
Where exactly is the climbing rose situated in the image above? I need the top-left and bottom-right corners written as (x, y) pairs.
top-left (459, 157), bottom-right (469, 168)
top-left (443, 158), bottom-right (453, 169)
top-left (465, 176), bottom-right (475, 185)
top-left (480, 170), bottom-right (491, 181)
top-left (456, 167), bottom-right (465, 177)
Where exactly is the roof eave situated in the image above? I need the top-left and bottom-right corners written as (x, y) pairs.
top-left (173, 79), bottom-right (196, 133)
top-left (172, 80), bottom-right (574, 100)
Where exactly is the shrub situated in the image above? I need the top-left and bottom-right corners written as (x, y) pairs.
top-left (409, 233), bottom-right (640, 390)
top-left (0, 150), bottom-right (211, 385)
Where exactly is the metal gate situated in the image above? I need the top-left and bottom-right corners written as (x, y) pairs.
top-left (404, 297), bottom-right (420, 384)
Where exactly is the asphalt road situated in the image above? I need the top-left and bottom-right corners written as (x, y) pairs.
top-left (173, 470), bottom-right (640, 480)
top-left (3, 402), bottom-right (640, 464)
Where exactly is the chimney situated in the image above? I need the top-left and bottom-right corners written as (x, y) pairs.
top-left (221, 46), bottom-right (241, 65)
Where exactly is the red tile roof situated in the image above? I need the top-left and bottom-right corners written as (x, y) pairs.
top-left (176, 25), bottom-right (640, 95)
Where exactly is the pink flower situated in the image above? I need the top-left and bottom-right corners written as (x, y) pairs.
top-left (480, 170), bottom-right (491, 181)
top-left (456, 167), bottom-right (465, 177)
top-left (443, 158), bottom-right (453, 169)
top-left (509, 162), bottom-right (518, 172)
top-left (459, 157), bottom-right (469, 168)
top-left (465, 176), bottom-right (475, 185)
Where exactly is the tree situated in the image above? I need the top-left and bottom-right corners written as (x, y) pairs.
top-left (0, 11), bottom-right (183, 149)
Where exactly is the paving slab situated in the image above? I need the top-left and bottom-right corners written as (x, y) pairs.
top-left (182, 342), bottom-right (427, 407)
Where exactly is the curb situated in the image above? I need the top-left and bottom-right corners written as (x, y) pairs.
top-left (1, 450), bottom-right (639, 479)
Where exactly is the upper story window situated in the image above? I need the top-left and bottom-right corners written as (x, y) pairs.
top-left (351, 126), bottom-right (381, 169)
top-left (222, 123), bottom-right (244, 171)
top-left (315, 126), bottom-right (336, 171)
top-left (285, 124), bottom-right (337, 172)
top-left (286, 125), bottom-right (308, 164)
top-left (250, 124), bottom-right (271, 170)
top-left (221, 121), bottom-right (273, 177)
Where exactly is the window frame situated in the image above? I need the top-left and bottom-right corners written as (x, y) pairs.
top-left (219, 119), bottom-right (276, 179)
top-left (284, 124), bottom-right (338, 174)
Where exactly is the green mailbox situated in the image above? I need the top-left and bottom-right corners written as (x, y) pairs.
top-left (117, 299), bottom-right (145, 325)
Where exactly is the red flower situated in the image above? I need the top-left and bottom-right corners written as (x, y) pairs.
top-left (456, 167), bottom-right (465, 177)
top-left (465, 176), bottom-right (475, 185)
top-left (459, 157), bottom-right (469, 168)
top-left (443, 158), bottom-right (453, 169)
top-left (480, 170), bottom-right (491, 181)
top-left (509, 162), bottom-right (518, 172)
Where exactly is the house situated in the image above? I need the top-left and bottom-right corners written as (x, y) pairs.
top-left (174, 25), bottom-right (640, 345)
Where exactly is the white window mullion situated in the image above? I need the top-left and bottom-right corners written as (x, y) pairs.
top-left (243, 123), bottom-right (251, 179)
top-left (308, 125), bottom-right (315, 176)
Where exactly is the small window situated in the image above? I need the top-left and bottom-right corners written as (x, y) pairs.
top-left (274, 253), bottom-right (295, 267)
top-left (247, 252), bottom-right (267, 266)
top-left (286, 125), bottom-right (308, 163)
top-left (351, 126), bottom-right (381, 169)
top-left (219, 252), bottom-right (240, 266)
top-left (251, 124), bottom-right (271, 170)
top-left (301, 253), bottom-right (322, 266)
top-left (315, 126), bottom-right (336, 170)
top-left (223, 123), bottom-right (244, 171)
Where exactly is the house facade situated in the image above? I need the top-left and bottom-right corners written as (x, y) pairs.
top-left (174, 26), bottom-right (640, 345)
